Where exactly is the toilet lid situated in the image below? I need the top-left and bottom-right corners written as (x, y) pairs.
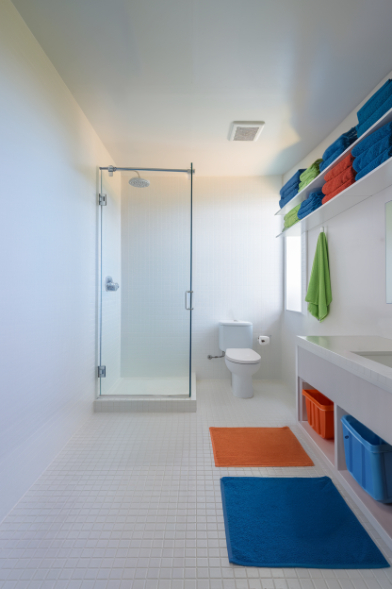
top-left (225, 348), bottom-right (261, 364)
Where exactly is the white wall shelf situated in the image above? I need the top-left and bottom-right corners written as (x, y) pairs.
top-left (277, 153), bottom-right (392, 237)
top-left (275, 105), bottom-right (392, 223)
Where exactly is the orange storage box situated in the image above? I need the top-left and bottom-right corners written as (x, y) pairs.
top-left (302, 389), bottom-right (334, 439)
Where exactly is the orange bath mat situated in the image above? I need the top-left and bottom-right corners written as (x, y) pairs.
top-left (209, 427), bottom-right (313, 467)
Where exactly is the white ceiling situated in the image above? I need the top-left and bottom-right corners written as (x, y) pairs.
top-left (12, 0), bottom-right (392, 176)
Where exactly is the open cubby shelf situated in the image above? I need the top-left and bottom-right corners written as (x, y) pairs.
top-left (297, 377), bottom-right (392, 550)
top-left (299, 421), bottom-right (335, 467)
top-left (338, 469), bottom-right (392, 540)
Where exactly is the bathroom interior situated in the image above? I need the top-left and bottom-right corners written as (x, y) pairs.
top-left (3, 0), bottom-right (392, 583)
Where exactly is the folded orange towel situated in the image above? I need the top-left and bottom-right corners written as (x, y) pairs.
top-left (322, 166), bottom-right (356, 196)
top-left (324, 153), bottom-right (354, 182)
top-left (321, 177), bottom-right (355, 204)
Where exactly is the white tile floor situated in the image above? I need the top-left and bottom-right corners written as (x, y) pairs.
top-left (0, 379), bottom-right (391, 589)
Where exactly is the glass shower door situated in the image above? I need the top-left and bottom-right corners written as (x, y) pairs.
top-left (99, 167), bottom-right (193, 397)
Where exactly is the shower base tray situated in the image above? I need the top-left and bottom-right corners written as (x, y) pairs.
top-left (95, 373), bottom-right (196, 413)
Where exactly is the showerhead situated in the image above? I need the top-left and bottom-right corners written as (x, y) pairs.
top-left (129, 171), bottom-right (150, 188)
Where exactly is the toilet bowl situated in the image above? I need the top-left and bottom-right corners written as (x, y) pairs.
top-left (225, 348), bottom-right (261, 398)
top-left (218, 320), bottom-right (261, 398)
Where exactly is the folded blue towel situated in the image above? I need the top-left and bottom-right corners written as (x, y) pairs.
top-left (297, 189), bottom-right (324, 219)
top-left (353, 134), bottom-right (392, 173)
top-left (356, 94), bottom-right (392, 137)
top-left (302, 191), bottom-right (324, 206)
top-left (357, 79), bottom-right (392, 125)
top-left (280, 180), bottom-right (298, 197)
top-left (322, 128), bottom-right (357, 162)
top-left (279, 169), bottom-right (306, 198)
top-left (320, 151), bottom-right (342, 173)
top-left (279, 196), bottom-right (296, 208)
top-left (298, 200), bottom-right (323, 220)
top-left (280, 182), bottom-right (298, 200)
top-left (355, 147), bottom-right (392, 181)
top-left (320, 129), bottom-right (357, 173)
top-left (279, 187), bottom-right (298, 209)
top-left (301, 198), bottom-right (323, 213)
top-left (298, 200), bottom-right (320, 213)
top-left (279, 187), bottom-right (298, 207)
top-left (352, 122), bottom-right (392, 157)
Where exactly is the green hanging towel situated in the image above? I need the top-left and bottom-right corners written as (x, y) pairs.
top-left (305, 232), bottom-right (332, 321)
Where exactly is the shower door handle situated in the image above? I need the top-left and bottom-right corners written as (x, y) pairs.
top-left (107, 281), bottom-right (120, 291)
top-left (106, 277), bottom-right (120, 291)
top-left (185, 290), bottom-right (194, 310)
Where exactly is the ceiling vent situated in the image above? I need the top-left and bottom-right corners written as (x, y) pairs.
top-left (229, 121), bottom-right (265, 142)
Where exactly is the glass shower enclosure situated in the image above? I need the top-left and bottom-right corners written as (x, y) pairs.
top-left (98, 165), bottom-right (194, 397)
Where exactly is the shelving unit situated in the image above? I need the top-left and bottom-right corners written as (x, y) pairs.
top-left (277, 155), bottom-right (392, 237)
top-left (276, 105), bottom-right (392, 237)
top-left (338, 469), bottom-right (392, 541)
top-left (297, 375), bottom-right (392, 551)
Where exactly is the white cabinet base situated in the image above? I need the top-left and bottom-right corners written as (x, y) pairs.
top-left (296, 345), bottom-right (392, 551)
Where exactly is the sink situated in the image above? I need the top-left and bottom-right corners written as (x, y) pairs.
top-left (353, 351), bottom-right (392, 369)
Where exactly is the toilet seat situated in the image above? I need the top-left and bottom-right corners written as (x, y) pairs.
top-left (225, 348), bottom-right (261, 364)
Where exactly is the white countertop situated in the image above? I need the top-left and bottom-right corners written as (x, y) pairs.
top-left (296, 335), bottom-right (392, 394)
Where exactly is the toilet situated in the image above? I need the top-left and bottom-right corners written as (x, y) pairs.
top-left (219, 320), bottom-right (261, 398)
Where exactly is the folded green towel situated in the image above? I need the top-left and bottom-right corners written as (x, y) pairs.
top-left (301, 158), bottom-right (323, 179)
top-left (305, 232), bottom-right (332, 321)
top-left (299, 159), bottom-right (323, 190)
top-left (284, 203), bottom-right (301, 229)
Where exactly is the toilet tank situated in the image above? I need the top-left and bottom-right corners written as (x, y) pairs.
top-left (219, 320), bottom-right (253, 351)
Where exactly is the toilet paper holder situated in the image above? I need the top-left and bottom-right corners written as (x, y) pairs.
top-left (258, 335), bottom-right (271, 345)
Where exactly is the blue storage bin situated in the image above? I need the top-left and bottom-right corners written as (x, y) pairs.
top-left (341, 415), bottom-right (392, 503)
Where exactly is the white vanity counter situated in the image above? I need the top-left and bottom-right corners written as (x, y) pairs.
top-left (295, 335), bottom-right (392, 549)
top-left (297, 335), bottom-right (392, 395)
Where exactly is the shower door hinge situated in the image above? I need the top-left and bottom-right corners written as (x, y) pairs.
top-left (99, 193), bottom-right (107, 206)
top-left (98, 365), bottom-right (106, 378)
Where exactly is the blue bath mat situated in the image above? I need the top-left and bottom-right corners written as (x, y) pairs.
top-left (220, 477), bottom-right (389, 568)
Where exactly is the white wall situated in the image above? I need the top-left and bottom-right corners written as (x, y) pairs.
top-left (0, 0), bottom-right (121, 521)
top-left (281, 71), bottom-right (392, 391)
top-left (193, 176), bottom-right (283, 379)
